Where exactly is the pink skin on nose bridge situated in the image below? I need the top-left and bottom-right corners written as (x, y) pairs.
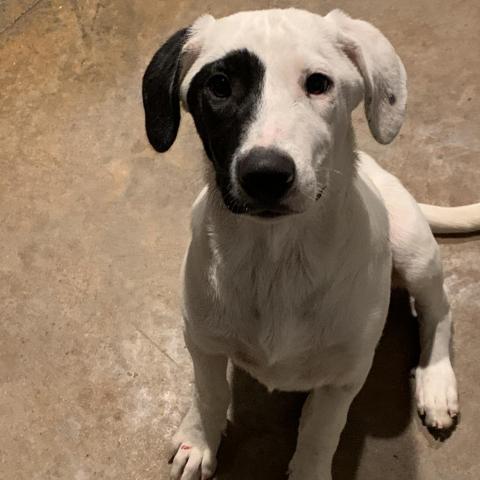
top-left (255, 125), bottom-right (284, 147)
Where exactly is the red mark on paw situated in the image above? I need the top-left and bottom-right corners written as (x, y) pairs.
top-left (180, 444), bottom-right (191, 450)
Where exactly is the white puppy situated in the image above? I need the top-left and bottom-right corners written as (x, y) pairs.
top-left (142, 8), bottom-right (480, 480)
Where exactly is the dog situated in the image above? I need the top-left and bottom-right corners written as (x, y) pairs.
top-left (142, 8), bottom-right (480, 479)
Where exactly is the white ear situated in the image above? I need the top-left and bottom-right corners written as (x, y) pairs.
top-left (326, 9), bottom-right (407, 144)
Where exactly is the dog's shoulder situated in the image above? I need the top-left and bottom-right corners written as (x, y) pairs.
top-left (351, 157), bottom-right (391, 255)
top-left (183, 186), bottom-right (211, 292)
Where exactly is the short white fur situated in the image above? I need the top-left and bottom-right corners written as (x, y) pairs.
top-left (167, 8), bottom-right (479, 480)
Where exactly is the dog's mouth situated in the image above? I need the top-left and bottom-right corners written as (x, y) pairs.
top-left (243, 186), bottom-right (327, 220)
top-left (219, 181), bottom-right (326, 219)
top-left (220, 188), bottom-right (297, 218)
top-left (254, 210), bottom-right (288, 219)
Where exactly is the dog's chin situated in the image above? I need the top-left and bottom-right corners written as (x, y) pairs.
top-left (246, 209), bottom-right (300, 224)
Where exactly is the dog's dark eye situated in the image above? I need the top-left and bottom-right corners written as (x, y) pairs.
top-left (207, 74), bottom-right (232, 98)
top-left (305, 73), bottom-right (332, 95)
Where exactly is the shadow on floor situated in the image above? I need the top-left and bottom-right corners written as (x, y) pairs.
top-left (214, 290), bottom-right (419, 480)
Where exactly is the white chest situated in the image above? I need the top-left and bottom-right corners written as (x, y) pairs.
top-left (189, 241), bottom-right (391, 391)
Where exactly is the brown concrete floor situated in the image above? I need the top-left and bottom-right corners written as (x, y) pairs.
top-left (1, 1), bottom-right (479, 479)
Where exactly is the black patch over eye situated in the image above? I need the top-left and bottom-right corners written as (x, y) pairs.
top-left (207, 74), bottom-right (232, 98)
top-left (305, 73), bottom-right (332, 95)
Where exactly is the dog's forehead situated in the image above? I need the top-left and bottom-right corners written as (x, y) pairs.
top-left (208, 9), bottom-right (332, 50)
top-left (183, 9), bottom-right (338, 84)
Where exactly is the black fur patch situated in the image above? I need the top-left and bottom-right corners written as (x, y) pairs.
top-left (142, 28), bottom-right (190, 152)
top-left (187, 49), bottom-right (265, 213)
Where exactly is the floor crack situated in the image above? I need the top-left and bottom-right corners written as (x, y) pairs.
top-left (131, 322), bottom-right (181, 368)
top-left (0, 0), bottom-right (45, 36)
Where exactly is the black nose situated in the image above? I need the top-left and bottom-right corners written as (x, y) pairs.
top-left (237, 148), bottom-right (296, 204)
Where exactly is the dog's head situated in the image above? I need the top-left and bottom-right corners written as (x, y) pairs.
top-left (142, 9), bottom-right (406, 219)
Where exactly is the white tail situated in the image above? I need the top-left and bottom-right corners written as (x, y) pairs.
top-left (419, 203), bottom-right (480, 234)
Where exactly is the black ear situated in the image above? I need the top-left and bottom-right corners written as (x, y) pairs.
top-left (142, 28), bottom-right (190, 152)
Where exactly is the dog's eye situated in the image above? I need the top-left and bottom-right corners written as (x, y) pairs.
top-left (207, 74), bottom-right (232, 98)
top-left (305, 73), bottom-right (332, 95)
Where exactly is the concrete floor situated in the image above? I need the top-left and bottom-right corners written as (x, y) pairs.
top-left (1, 0), bottom-right (479, 479)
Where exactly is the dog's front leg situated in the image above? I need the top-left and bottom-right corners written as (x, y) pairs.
top-left (170, 334), bottom-right (230, 480)
top-left (288, 383), bottom-right (362, 480)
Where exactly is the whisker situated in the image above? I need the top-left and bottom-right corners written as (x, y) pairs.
top-left (316, 166), bottom-right (345, 177)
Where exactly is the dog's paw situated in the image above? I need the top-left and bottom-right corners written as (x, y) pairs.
top-left (168, 408), bottom-right (222, 480)
top-left (169, 437), bottom-right (216, 480)
top-left (415, 360), bottom-right (459, 430)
